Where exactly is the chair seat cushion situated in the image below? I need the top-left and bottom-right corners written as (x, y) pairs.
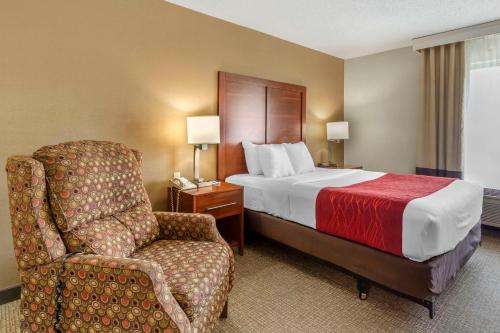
top-left (62, 216), bottom-right (136, 257)
top-left (113, 203), bottom-right (159, 249)
top-left (131, 240), bottom-right (230, 322)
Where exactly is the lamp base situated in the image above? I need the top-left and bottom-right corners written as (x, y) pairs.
top-left (327, 140), bottom-right (341, 165)
top-left (193, 145), bottom-right (212, 188)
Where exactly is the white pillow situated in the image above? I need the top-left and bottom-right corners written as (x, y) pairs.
top-left (242, 141), bottom-right (263, 175)
top-left (284, 142), bottom-right (316, 174)
top-left (257, 144), bottom-right (295, 178)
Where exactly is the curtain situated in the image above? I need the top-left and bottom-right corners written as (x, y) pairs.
top-left (416, 42), bottom-right (465, 178)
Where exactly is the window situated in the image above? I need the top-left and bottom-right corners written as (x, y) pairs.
top-left (464, 34), bottom-right (500, 190)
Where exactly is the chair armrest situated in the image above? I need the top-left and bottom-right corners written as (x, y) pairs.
top-left (62, 255), bottom-right (192, 332)
top-left (154, 212), bottom-right (225, 243)
top-left (154, 212), bottom-right (235, 290)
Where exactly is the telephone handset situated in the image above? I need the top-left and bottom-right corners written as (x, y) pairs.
top-left (169, 176), bottom-right (196, 191)
top-left (169, 174), bottom-right (196, 212)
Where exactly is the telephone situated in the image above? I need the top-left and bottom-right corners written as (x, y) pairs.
top-left (169, 176), bottom-right (196, 191)
top-left (169, 174), bottom-right (196, 212)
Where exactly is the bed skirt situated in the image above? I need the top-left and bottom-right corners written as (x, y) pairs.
top-left (245, 209), bottom-right (481, 300)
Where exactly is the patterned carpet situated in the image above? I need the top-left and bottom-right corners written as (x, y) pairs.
top-left (2, 229), bottom-right (500, 333)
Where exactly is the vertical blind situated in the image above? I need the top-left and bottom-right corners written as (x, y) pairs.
top-left (463, 33), bottom-right (500, 189)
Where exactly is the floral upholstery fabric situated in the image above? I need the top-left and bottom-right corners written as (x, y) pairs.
top-left (155, 212), bottom-right (229, 243)
top-left (192, 274), bottom-right (230, 333)
top-left (19, 255), bottom-right (192, 333)
top-left (155, 212), bottom-right (235, 290)
top-left (6, 142), bottom-right (233, 333)
top-left (114, 202), bottom-right (160, 249)
top-left (33, 140), bottom-right (147, 232)
top-left (132, 240), bottom-right (231, 323)
top-left (131, 148), bottom-right (143, 166)
top-left (62, 216), bottom-right (136, 257)
top-left (5, 156), bottom-right (66, 271)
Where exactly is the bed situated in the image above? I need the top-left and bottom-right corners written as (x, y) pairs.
top-left (217, 71), bottom-right (483, 318)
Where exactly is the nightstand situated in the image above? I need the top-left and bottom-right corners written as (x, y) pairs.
top-left (169, 181), bottom-right (244, 255)
top-left (317, 162), bottom-right (363, 169)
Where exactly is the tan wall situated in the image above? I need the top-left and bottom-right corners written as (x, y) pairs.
top-left (344, 47), bottom-right (421, 174)
top-left (0, 0), bottom-right (343, 288)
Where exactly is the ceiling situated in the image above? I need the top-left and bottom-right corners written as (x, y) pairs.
top-left (166, 0), bottom-right (500, 59)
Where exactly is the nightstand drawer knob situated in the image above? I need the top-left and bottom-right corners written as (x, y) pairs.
top-left (205, 202), bottom-right (238, 211)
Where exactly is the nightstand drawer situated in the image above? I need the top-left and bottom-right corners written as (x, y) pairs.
top-left (168, 181), bottom-right (244, 255)
top-left (196, 191), bottom-right (242, 219)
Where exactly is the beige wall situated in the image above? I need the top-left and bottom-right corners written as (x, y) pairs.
top-left (344, 47), bottom-right (421, 173)
top-left (0, 0), bottom-right (343, 288)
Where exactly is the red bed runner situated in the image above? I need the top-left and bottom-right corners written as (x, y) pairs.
top-left (315, 173), bottom-right (455, 256)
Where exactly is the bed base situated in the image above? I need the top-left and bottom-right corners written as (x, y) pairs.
top-left (355, 277), bottom-right (435, 319)
top-left (245, 209), bottom-right (480, 319)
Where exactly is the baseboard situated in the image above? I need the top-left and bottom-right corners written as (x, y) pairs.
top-left (0, 285), bottom-right (21, 305)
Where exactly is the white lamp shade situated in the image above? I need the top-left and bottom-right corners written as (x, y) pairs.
top-left (187, 116), bottom-right (220, 144)
top-left (327, 121), bottom-right (349, 141)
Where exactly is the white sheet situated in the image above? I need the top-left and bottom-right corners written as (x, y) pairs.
top-left (226, 168), bottom-right (483, 262)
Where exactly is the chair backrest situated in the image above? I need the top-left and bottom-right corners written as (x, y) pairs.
top-left (33, 141), bottom-right (148, 232)
top-left (6, 141), bottom-right (159, 269)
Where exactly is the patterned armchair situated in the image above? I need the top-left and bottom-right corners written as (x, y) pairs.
top-left (6, 140), bottom-right (234, 333)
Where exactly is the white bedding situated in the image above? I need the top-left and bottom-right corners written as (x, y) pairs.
top-left (226, 168), bottom-right (483, 262)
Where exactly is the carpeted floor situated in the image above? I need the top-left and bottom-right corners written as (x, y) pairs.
top-left (2, 230), bottom-right (500, 333)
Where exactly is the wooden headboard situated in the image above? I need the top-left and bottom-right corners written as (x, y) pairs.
top-left (217, 71), bottom-right (306, 179)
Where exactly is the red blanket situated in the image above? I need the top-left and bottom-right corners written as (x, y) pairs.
top-left (315, 173), bottom-right (455, 256)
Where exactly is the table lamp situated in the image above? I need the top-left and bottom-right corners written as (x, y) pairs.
top-left (326, 121), bottom-right (349, 166)
top-left (187, 115), bottom-right (220, 187)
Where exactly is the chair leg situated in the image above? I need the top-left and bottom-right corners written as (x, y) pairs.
top-left (220, 300), bottom-right (228, 319)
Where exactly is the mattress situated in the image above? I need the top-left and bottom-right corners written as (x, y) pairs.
top-left (226, 168), bottom-right (483, 262)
